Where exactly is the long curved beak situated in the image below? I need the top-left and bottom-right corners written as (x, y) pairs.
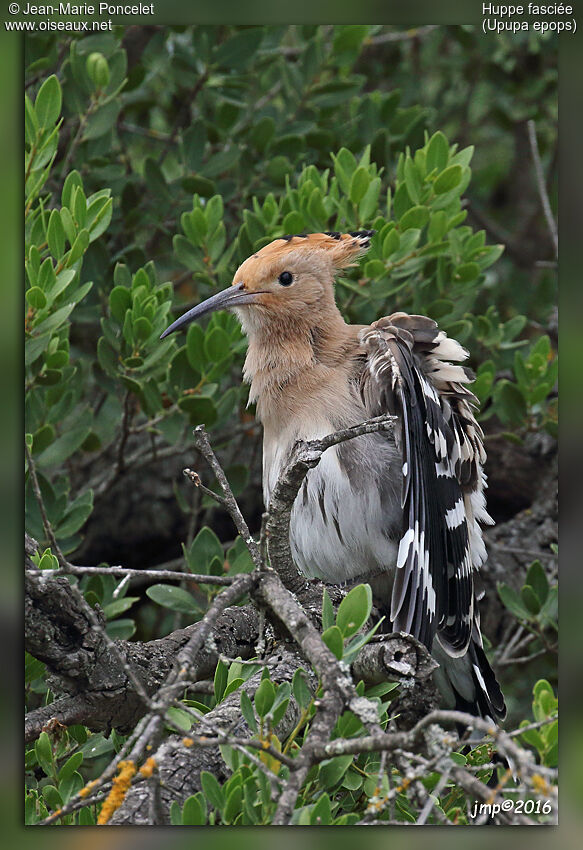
top-left (160, 282), bottom-right (260, 339)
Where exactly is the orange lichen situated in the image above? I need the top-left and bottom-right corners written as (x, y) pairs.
top-left (96, 760), bottom-right (137, 825)
top-left (79, 779), bottom-right (99, 798)
top-left (532, 773), bottom-right (549, 796)
top-left (138, 757), bottom-right (157, 778)
top-left (182, 737), bottom-right (194, 748)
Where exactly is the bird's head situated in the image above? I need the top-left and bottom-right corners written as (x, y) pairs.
top-left (160, 231), bottom-right (373, 340)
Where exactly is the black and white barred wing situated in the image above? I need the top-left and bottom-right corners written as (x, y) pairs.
top-left (359, 312), bottom-right (492, 656)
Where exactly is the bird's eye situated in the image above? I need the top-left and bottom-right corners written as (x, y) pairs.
top-left (278, 271), bottom-right (293, 286)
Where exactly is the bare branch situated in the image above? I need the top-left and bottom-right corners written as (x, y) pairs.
top-left (25, 563), bottom-right (234, 586)
top-left (25, 443), bottom-right (66, 567)
top-left (527, 119), bottom-right (558, 259)
top-left (191, 425), bottom-right (263, 570)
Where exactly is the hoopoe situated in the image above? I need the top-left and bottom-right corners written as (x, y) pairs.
top-left (161, 231), bottom-right (506, 720)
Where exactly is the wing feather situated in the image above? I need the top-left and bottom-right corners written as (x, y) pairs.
top-left (359, 313), bottom-right (491, 657)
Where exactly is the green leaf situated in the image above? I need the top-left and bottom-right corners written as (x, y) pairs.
top-left (400, 205), bottom-right (429, 231)
top-left (46, 349), bottom-right (69, 369)
top-left (310, 793), bottom-right (332, 825)
top-left (349, 166), bottom-right (370, 204)
top-left (67, 229), bottom-right (90, 266)
top-left (144, 157), bottom-right (170, 202)
top-left (282, 210), bottom-right (305, 234)
top-left (526, 560), bottom-right (549, 606)
top-left (106, 618), bottom-right (136, 639)
top-left (215, 28), bottom-right (263, 71)
top-left (519, 722), bottom-right (546, 752)
top-left (223, 786), bottom-right (243, 824)
top-left (451, 145), bottom-right (474, 168)
top-left (254, 678), bottom-right (275, 718)
top-left (182, 794), bottom-right (207, 825)
top-left (177, 395), bottom-right (217, 427)
top-left (321, 625), bottom-right (344, 660)
top-left (97, 337), bottom-right (118, 376)
top-left (364, 259), bottom-right (385, 279)
top-left (292, 669), bottom-right (312, 710)
top-left (102, 597), bottom-right (139, 620)
top-left (35, 731), bottom-right (54, 776)
top-left (358, 176), bottom-right (381, 222)
top-left (31, 424), bottom-right (54, 456)
top-left (333, 25), bottom-right (371, 53)
top-left (364, 681), bottom-right (399, 699)
top-left (35, 74), bottom-right (61, 128)
top-left (454, 262), bottom-right (480, 283)
top-left (530, 334), bottom-right (551, 362)
top-left (383, 228), bottom-right (400, 257)
top-left (166, 706), bottom-right (194, 733)
top-left (83, 100), bottom-right (121, 141)
top-left (187, 526), bottom-right (223, 573)
top-left (341, 768), bottom-right (364, 791)
top-left (25, 93), bottom-right (39, 145)
top-left (181, 322), bottom-right (205, 369)
top-left (205, 195), bottom-right (224, 234)
top-left (336, 583), bottom-right (372, 637)
top-left (80, 733), bottom-right (114, 760)
top-left (319, 755), bottom-right (354, 789)
top-left (146, 584), bottom-right (200, 614)
top-left (42, 785), bottom-right (63, 812)
top-left (200, 770), bottom-right (225, 811)
top-left (183, 121), bottom-right (207, 171)
top-left (214, 659), bottom-right (228, 702)
top-left (56, 489), bottom-right (94, 538)
top-left (170, 801), bottom-right (182, 825)
top-left (36, 419), bottom-right (92, 468)
top-left (392, 182), bottom-right (413, 219)
top-left (133, 316), bottom-right (153, 341)
top-left (109, 286), bottom-right (131, 323)
top-left (433, 164), bottom-right (462, 194)
top-left (240, 690), bottom-right (258, 733)
top-left (475, 244), bottom-right (504, 270)
top-left (521, 584), bottom-right (541, 615)
top-left (250, 116), bottom-right (275, 152)
top-left (47, 210), bottom-right (66, 259)
top-left (87, 195), bottom-right (113, 242)
top-left (26, 287), bottom-right (47, 309)
top-left (204, 326), bottom-right (230, 362)
top-left (403, 157), bottom-right (421, 204)
top-left (497, 582), bottom-right (531, 621)
top-left (332, 147), bottom-right (357, 194)
top-left (426, 131), bottom-right (449, 173)
top-left (493, 379), bottom-right (527, 426)
top-left (321, 588), bottom-right (335, 631)
top-left (61, 170), bottom-right (83, 210)
top-left (58, 752), bottom-right (83, 782)
top-left (201, 146), bottom-right (240, 178)
top-left (25, 652), bottom-right (46, 683)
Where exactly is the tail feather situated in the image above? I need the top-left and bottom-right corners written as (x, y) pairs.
top-left (432, 635), bottom-right (506, 721)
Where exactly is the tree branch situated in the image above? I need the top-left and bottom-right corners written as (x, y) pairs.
top-left (527, 119), bottom-right (558, 259)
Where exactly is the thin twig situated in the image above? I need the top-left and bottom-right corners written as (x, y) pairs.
top-left (527, 119), bottom-right (558, 259)
top-left (191, 425), bottom-right (262, 570)
top-left (25, 564), bottom-right (234, 587)
top-left (25, 441), bottom-right (67, 567)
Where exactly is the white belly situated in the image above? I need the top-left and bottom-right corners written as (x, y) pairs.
top-left (264, 426), bottom-right (401, 585)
